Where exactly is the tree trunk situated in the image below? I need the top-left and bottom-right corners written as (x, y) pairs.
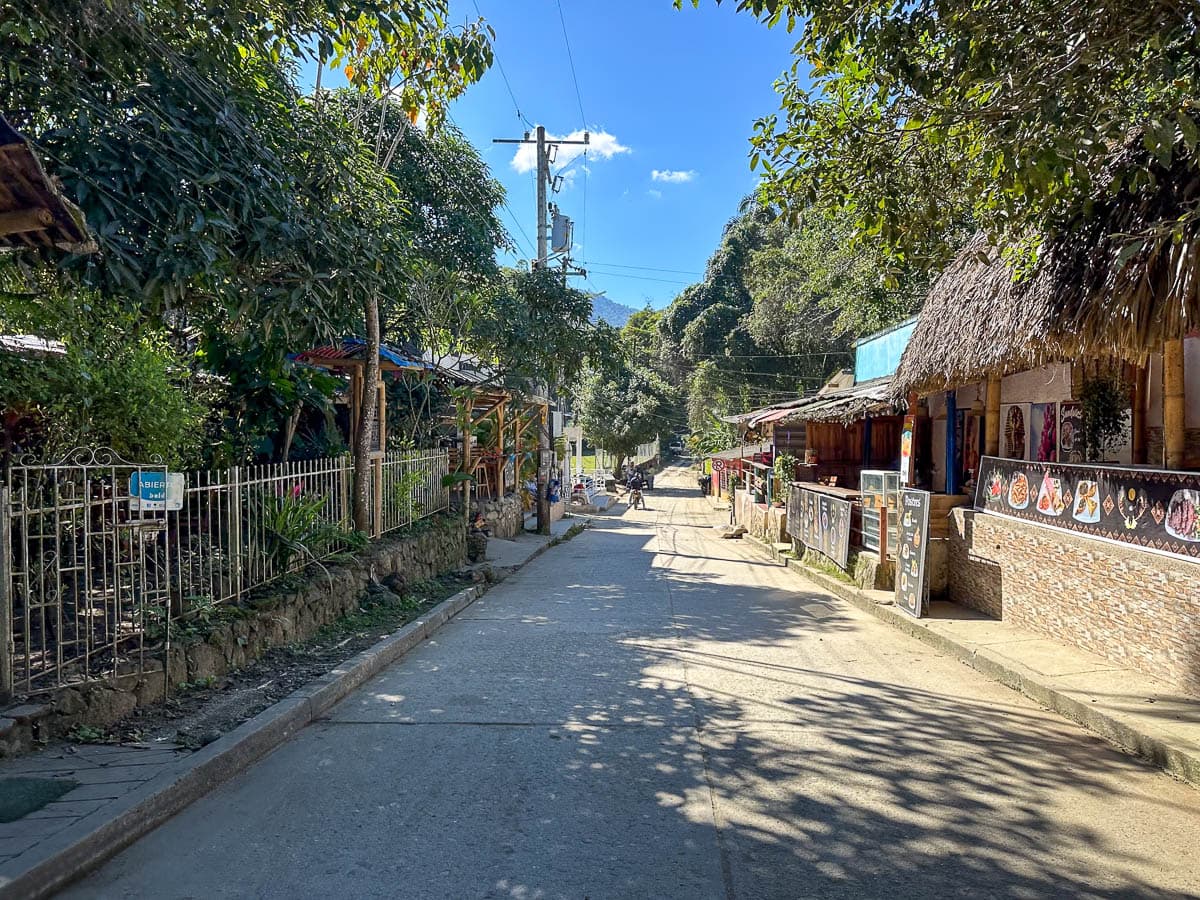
top-left (280, 406), bottom-right (301, 463)
top-left (353, 291), bottom-right (381, 531)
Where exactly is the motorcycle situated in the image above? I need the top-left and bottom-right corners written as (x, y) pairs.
top-left (628, 487), bottom-right (645, 510)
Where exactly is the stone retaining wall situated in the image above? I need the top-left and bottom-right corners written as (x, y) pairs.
top-left (476, 494), bottom-right (525, 539)
top-left (0, 517), bottom-right (466, 758)
top-left (948, 508), bottom-right (1200, 694)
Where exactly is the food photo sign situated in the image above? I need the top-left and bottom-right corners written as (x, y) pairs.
top-left (895, 489), bottom-right (931, 618)
top-left (975, 455), bottom-right (1200, 562)
top-left (788, 485), bottom-right (853, 569)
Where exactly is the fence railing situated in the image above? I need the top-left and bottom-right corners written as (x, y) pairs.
top-left (2, 449), bottom-right (451, 697)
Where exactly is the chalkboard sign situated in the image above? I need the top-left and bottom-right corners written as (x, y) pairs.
top-left (975, 455), bottom-right (1200, 562)
top-left (788, 485), bottom-right (852, 569)
top-left (895, 489), bottom-right (931, 618)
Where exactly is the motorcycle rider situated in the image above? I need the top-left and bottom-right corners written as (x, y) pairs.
top-left (626, 468), bottom-right (647, 509)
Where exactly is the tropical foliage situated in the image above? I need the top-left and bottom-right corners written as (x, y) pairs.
top-left (684, 0), bottom-right (1200, 266)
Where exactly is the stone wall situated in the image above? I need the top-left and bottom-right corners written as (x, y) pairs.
top-left (0, 517), bottom-right (467, 758)
top-left (948, 508), bottom-right (1200, 694)
top-left (1145, 426), bottom-right (1200, 468)
top-left (733, 490), bottom-right (789, 543)
top-left (476, 494), bottom-right (525, 539)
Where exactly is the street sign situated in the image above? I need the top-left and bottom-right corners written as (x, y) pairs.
top-left (129, 471), bottom-right (184, 512)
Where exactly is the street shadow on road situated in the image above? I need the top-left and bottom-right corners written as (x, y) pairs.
top-left (555, 503), bottom-right (1200, 899)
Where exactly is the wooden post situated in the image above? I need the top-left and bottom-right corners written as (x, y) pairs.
top-left (945, 391), bottom-right (958, 494)
top-left (462, 397), bottom-right (474, 471)
top-left (350, 367), bottom-right (363, 450)
top-left (1164, 339), bottom-right (1186, 469)
top-left (496, 400), bottom-right (506, 497)
top-left (0, 207), bottom-right (52, 236)
top-left (0, 486), bottom-right (12, 700)
top-left (985, 374), bottom-right (1002, 457)
top-left (1130, 363), bottom-right (1147, 465)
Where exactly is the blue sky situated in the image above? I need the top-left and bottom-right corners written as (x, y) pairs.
top-left (311, 2), bottom-right (800, 310)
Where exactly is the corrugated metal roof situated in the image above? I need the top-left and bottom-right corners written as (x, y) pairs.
top-left (297, 339), bottom-right (430, 370)
top-left (709, 442), bottom-right (771, 461)
top-left (0, 334), bottom-right (67, 358)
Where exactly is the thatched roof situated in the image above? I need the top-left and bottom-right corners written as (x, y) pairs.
top-left (780, 377), bottom-right (899, 425)
top-left (894, 138), bottom-right (1200, 396)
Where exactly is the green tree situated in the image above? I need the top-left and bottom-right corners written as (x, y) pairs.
top-left (575, 362), bottom-right (676, 474)
top-left (0, 283), bottom-right (206, 466)
top-left (682, 0), bottom-right (1200, 264)
top-left (657, 199), bottom-right (842, 428)
top-left (745, 208), bottom-right (928, 358)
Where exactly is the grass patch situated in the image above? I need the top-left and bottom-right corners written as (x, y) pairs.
top-left (314, 576), bottom-right (465, 641)
top-left (549, 521), bottom-right (588, 547)
top-left (798, 547), bottom-right (856, 584)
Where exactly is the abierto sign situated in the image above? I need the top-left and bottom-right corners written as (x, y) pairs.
top-left (128, 471), bottom-right (184, 512)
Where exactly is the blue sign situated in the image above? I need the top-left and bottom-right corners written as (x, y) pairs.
top-left (130, 471), bottom-right (167, 502)
top-left (854, 317), bottom-right (917, 383)
top-left (128, 471), bottom-right (184, 511)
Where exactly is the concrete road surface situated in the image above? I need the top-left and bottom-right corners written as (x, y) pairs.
top-left (65, 465), bottom-right (1200, 899)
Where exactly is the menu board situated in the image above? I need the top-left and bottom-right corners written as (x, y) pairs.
top-left (895, 489), bottom-right (931, 617)
top-left (975, 455), bottom-right (1200, 562)
top-left (1058, 403), bottom-right (1084, 463)
top-left (788, 485), bottom-right (852, 569)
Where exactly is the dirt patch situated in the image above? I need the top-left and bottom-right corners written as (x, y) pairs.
top-left (65, 572), bottom-right (479, 752)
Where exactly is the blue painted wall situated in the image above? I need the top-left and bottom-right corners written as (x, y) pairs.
top-left (854, 318), bottom-right (916, 383)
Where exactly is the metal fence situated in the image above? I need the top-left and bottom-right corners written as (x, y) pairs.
top-left (2, 449), bottom-right (450, 697)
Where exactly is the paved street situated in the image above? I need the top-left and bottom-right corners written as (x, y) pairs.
top-left (65, 465), bottom-right (1200, 899)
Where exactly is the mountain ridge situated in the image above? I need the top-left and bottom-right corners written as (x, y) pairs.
top-left (589, 294), bottom-right (639, 327)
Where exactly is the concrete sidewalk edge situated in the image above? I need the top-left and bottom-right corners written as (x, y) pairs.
top-left (740, 533), bottom-right (1200, 790)
top-left (1, 530), bottom-right (578, 900)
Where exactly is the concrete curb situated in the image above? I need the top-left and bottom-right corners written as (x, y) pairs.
top-left (740, 533), bottom-right (1200, 789)
top-left (1, 528), bottom-right (584, 900)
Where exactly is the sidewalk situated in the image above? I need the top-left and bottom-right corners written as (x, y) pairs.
top-left (740, 532), bottom-right (1200, 788)
top-left (0, 521), bottom-right (583, 900)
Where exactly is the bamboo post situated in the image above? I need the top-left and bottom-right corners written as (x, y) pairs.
top-left (1164, 339), bottom-right (1186, 469)
top-left (985, 374), bottom-right (1002, 457)
top-left (496, 400), bottom-right (506, 497)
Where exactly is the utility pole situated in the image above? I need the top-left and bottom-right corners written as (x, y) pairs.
top-left (494, 125), bottom-right (589, 533)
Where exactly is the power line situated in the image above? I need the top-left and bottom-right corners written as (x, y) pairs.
top-left (693, 350), bottom-right (854, 360)
top-left (586, 270), bottom-right (694, 285)
top-left (584, 261), bottom-right (705, 277)
top-left (470, 0), bottom-right (532, 128)
top-left (554, 0), bottom-right (588, 129)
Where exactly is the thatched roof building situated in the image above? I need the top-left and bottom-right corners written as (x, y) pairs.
top-left (895, 139), bottom-right (1200, 396)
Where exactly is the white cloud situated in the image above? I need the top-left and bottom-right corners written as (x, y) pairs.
top-left (647, 189), bottom-right (663, 200)
top-left (651, 169), bottom-right (697, 184)
top-left (510, 128), bottom-right (629, 174)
